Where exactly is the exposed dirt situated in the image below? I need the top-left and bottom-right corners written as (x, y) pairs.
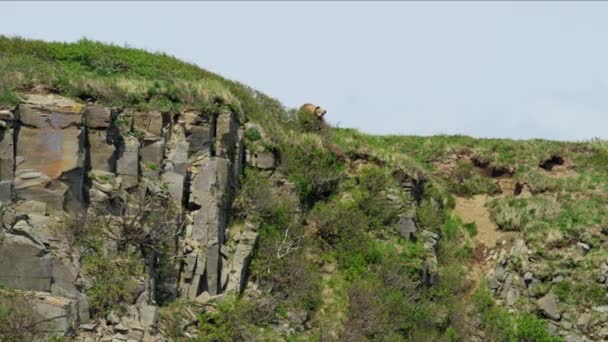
top-left (540, 155), bottom-right (578, 179)
top-left (454, 195), bottom-right (516, 295)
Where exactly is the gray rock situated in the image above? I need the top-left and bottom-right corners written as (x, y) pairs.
top-left (138, 304), bottom-right (158, 328)
top-left (592, 305), bottom-right (608, 313)
top-left (50, 259), bottom-right (79, 297)
top-left (249, 150), bottom-right (276, 170)
top-left (225, 223), bottom-right (258, 293)
top-left (140, 138), bottom-right (165, 177)
top-left (161, 171), bottom-right (185, 205)
top-left (0, 127), bottom-right (14, 185)
top-left (14, 200), bottom-right (47, 215)
top-left (84, 104), bottom-right (112, 128)
top-left (0, 109), bottom-right (14, 121)
top-left (506, 288), bottom-right (519, 306)
top-left (577, 312), bottom-right (591, 330)
top-left (397, 213), bottom-right (417, 240)
top-left (116, 136), bottom-right (139, 189)
top-left (16, 180), bottom-right (68, 211)
top-left (2, 208), bottom-right (16, 228)
top-left (538, 293), bottom-right (561, 320)
top-left (88, 129), bottom-right (116, 172)
top-left (0, 234), bottom-right (52, 291)
top-left (19, 94), bottom-right (84, 129)
top-left (107, 311), bottom-right (120, 325)
top-left (133, 110), bottom-right (164, 136)
top-left (487, 273), bottom-right (500, 290)
top-left (31, 293), bottom-right (79, 333)
top-left (16, 120), bottom-right (85, 211)
top-left (80, 322), bottom-right (98, 331)
top-left (0, 180), bottom-right (12, 203)
top-left (564, 335), bottom-right (583, 342)
top-left (215, 110), bottom-right (238, 160)
top-left (114, 323), bottom-right (129, 334)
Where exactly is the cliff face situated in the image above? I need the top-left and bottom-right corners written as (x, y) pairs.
top-left (0, 93), bottom-right (268, 340)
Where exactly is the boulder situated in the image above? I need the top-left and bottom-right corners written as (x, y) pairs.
top-left (31, 293), bottom-right (79, 333)
top-left (15, 180), bottom-right (68, 211)
top-left (0, 127), bottom-right (14, 184)
top-left (183, 110), bottom-right (213, 156)
top-left (14, 200), bottom-right (47, 215)
top-left (84, 104), bottom-right (112, 128)
top-left (161, 171), bottom-right (185, 205)
top-left (15, 106), bottom-right (85, 210)
top-left (225, 223), bottom-right (258, 293)
top-left (538, 293), bottom-right (561, 320)
top-left (116, 136), bottom-right (139, 189)
top-left (397, 212), bottom-right (417, 240)
top-left (248, 150), bottom-right (276, 170)
top-left (88, 129), bottom-right (116, 172)
top-left (16, 125), bottom-right (84, 177)
top-left (138, 304), bottom-right (158, 328)
top-left (140, 138), bottom-right (165, 178)
top-left (19, 94), bottom-right (84, 129)
top-left (215, 110), bottom-right (238, 160)
top-left (0, 234), bottom-right (52, 291)
top-left (133, 110), bottom-right (164, 136)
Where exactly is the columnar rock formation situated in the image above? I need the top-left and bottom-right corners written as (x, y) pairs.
top-left (0, 93), bottom-right (262, 338)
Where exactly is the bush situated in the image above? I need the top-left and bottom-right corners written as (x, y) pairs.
top-left (351, 165), bottom-right (400, 230)
top-left (416, 182), bottom-right (453, 231)
top-left (282, 135), bottom-right (343, 205)
top-left (447, 160), bottom-right (501, 196)
top-left (472, 285), bottom-right (561, 342)
top-left (245, 127), bottom-right (262, 142)
top-left (198, 296), bottom-right (257, 341)
top-left (0, 292), bottom-right (42, 341)
top-left (81, 253), bottom-right (143, 316)
top-left (309, 199), bottom-right (368, 248)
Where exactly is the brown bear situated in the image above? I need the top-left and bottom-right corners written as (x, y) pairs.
top-left (299, 103), bottom-right (327, 119)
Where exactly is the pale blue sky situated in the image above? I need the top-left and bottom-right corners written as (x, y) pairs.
top-left (1, 1), bottom-right (608, 141)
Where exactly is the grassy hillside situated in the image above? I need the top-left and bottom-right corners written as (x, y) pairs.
top-left (1, 36), bottom-right (607, 341)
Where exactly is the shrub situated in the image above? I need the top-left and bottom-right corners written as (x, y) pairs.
top-left (282, 135), bottom-right (343, 205)
top-left (309, 199), bottom-right (368, 248)
top-left (416, 182), bottom-right (453, 231)
top-left (245, 127), bottom-right (262, 142)
top-left (351, 165), bottom-right (400, 230)
top-left (0, 292), bottom-right (42, 341)
top-left (0, 89), bottom-right (20, 107)
top-left (198, 296), bottom-right (257, 341)
top-left (446, 159), bottom-right (501, 196)
top-left (472, 285), bottom-right (561, 342)
top-left (81, 253), bottom-right (143, 316)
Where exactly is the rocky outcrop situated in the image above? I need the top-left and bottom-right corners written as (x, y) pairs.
top-left (15, 94), bottom-right (86, 212)
top-left (0, 94), bottom-right (253, 340)
top-left (178, 107), bottom-right (246, 300)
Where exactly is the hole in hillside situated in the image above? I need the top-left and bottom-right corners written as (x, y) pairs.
top-left (540, 155), bottom-right (564, 171)
top-left (514, 183), bottom-right (523, 196)
top-left (472, 158), bottom-right (512, 178)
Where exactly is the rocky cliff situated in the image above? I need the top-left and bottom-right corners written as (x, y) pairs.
top-left (0, 93), bottom-right (272, 340)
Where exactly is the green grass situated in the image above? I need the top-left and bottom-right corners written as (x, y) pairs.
top-left (0, 36), bottom-right (289, 132)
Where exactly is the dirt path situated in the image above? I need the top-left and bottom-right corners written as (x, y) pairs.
top-left (453, 195), bottom-right (515, 295)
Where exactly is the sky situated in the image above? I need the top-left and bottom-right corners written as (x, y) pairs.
top-left (1, 2), bottom-right (608, 141)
